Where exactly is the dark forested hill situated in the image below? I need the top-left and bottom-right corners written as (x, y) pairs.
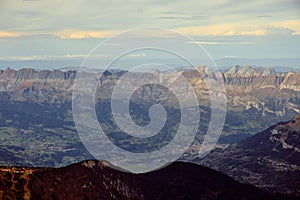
top-left (0, 160), bottom-right (273, 200)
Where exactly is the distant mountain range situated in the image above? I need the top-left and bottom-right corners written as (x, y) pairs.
top-left (0, 57), bottom-right (299, 72)
top-left (215, 58), bottom-right (300, 72)
top-left (1, 65), bottom-right (299, 113)
top-left (0, 65), bottom-right (299, 132)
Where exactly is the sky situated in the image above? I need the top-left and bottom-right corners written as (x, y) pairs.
top-left (0, 0), bottom-right (299, 68)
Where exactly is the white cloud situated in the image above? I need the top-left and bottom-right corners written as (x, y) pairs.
top-left (270, 20), bottom-right (300, 35)
top-left (175, 24), bottom-right (269, 36)
top-left (175, 22), bottom-right (300, 37)
top-left (0, 54), bottom-right (87, 61)
top-left (1, 0), bottom-right (299, 32)
top-left (186, 41), bottom-right (252, 45)
top-left (54, 29), bottom-right (119, 39)
top-left (0, 31), bottom-right (24, 38)
top-left (127, 53), bottom-right (147, 57)
top-left (224, 30), bottom-right (267, 36)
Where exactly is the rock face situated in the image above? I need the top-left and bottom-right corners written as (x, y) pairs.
top-left (0, 66), bottom-right (299, 116)
top-left (196, 115), bottom-right (300, 196)
top-left (0, 68), bottom-right (76, 104)
top-left (220, 65), bottom-right (300, 117)
top-left (0, 160), bottom-right (271, 200)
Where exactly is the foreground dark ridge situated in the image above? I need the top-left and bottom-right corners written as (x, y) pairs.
top-left (0, 160), bottom-right (273, 200)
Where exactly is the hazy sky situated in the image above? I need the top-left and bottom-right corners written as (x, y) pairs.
top-left (0, 0), bottom-right (299, 64)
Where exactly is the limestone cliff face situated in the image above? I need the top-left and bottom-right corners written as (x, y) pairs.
top-left (0, 66), bottom-right (299, 116)
top-left (221, 65), bottom-right (299, 93)
top-left (0, 68), bottom-right (75, 103)
top-left (219, 66), bottom-right (300, 116)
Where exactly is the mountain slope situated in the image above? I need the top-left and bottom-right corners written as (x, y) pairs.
top-left (196, 115), bottom-right (300, 196)
top-left (0, 160), bottom-right (272, 200)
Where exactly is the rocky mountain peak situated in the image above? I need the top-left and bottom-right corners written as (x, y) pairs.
top-left (224, 65), bottom-right (276, 76)
top-left (291, 115), bottom-right (300, 130)
top-left (293, 114), bottom-right (300, 123)
top-left (225, 65), bottom-right (241, 74)
top-left (257, 67), bottom-right (276, 76)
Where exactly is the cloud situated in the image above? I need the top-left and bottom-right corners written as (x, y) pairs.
top-left (256, 15), bottom-right (270, 18)
top-left (224, 30), bottom-right (267, 36)
top-left (127, 53), bottom-right (147, 57)
top-left (270, 20), bottom-right (300, 35)
top-left (156, 15), bottom-right (209, 22)
top-left (0, 54), bottom-right (119, 62)
top-left (175, 24), bottom-right (269, 36)
top-left (53, 28), bottom-right (176, 40)
top-left (0, 54), bottom-right (87, 61)
top-left (0, 0), bottom-right (299, 60)
top-left (54, 29), bottom-right (119, 39)
top-left (0, 31), bottom-right (23, 38)
top-left (186, 41), bottom-right (252, 45)
top-left (157, 11), bottom-right (209, 21)
top-left (1, 1), bottom-right (299, 36)
top-left (175, 21), bottom-right (300, 37)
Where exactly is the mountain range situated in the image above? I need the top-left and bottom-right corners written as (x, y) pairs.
top-left (0, 65), bottom-right (299, 137)
top-left (1, 65), bottom-right (299, 116)
top-left (1, 57), bottom-right (300, 71)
